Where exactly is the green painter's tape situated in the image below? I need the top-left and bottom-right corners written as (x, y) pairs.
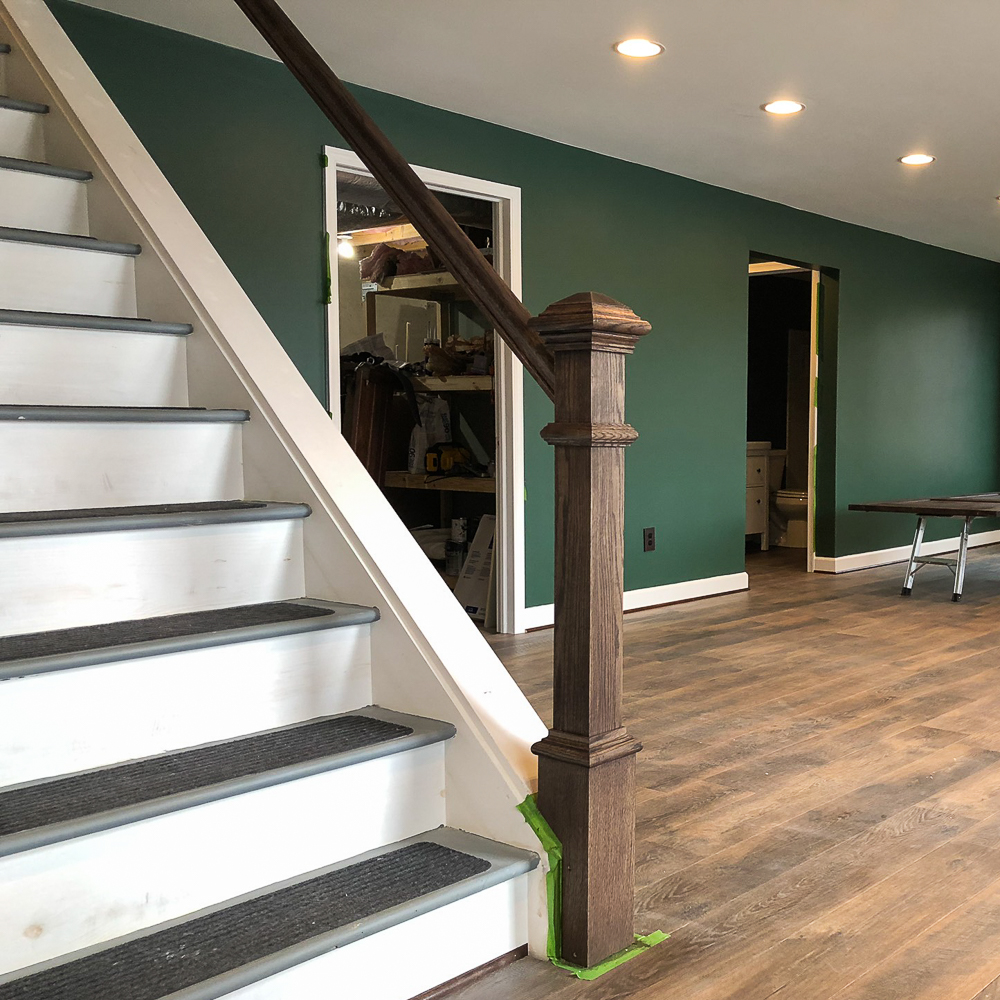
top-left (323, 232), bottom-right (332, 305)
top-left (517, 795), bottom-right (667, 978)
top-left (553, 931), bottom-right (669, 980)
top-left (516, 794), bottom-right (562, 961)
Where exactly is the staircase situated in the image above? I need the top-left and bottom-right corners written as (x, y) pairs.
top-left (0, 26), bottom-right (538, 1000)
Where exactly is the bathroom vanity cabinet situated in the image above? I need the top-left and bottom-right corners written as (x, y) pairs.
top-left (746, 441), bottom-right (770, 550)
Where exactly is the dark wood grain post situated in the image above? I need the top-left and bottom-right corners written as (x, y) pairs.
top-left (530, 292), bottom-right (651, 968)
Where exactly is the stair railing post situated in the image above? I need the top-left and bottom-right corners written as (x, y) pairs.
top-left (529, 292), bottom-right (651, 968)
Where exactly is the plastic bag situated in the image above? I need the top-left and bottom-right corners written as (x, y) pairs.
top-left (408, 396), bottom-right (452, 474)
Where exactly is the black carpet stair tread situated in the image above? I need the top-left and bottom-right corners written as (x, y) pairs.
top-left (0, 308), bottom-right (192, 335)
top-left (0, 154), bottom-right (92, 181)
top-left (0, 94), bottom-right (48, 114)
top-left (0, 403), bottom-right (249, 421)
top-left (0, 225), bottom-right (139, 255)
top-left (0, 710), bottom-right (457, 855)
top-left (0, 831), bottom-right (538, 1000)
top-left (0, 599), bottom-right (379, 678)
top-left (0, 500), bottom-right (310, 539)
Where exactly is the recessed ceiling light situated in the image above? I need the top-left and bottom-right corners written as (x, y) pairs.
top-left (614, 38), bottom-right (664, 58)
top-left (762, 100), bottom-right (805, 116)
top-left (899, 153), bottom-right (935, 166)
top-left (337, 238), bottom-right (356, 259)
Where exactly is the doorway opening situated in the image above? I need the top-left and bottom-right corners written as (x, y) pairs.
top-left (745, 259), bottom-right (819, 574)
top-left (324, 147), bottom-right (525, 633)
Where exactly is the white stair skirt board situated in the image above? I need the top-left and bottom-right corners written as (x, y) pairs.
top-left (520, 570), bottom-right (750, 630)
top-left (0, 167), bottom-right (89, 236)
top-left (0, 518), bottom-right (306, 636)
top-left (0, 744), bottom-right (447, 974)
top-left (0, 106), bottom-right (45, 160)
top-left (218, 877), bottom-right (528, 1000)
top-left (0, 627), bottom-right (374, 786)
top-left (0, 239), bottom-right (135, 315)
top-left (813, 528), bottom-right (1000, 573)
top-left (0, 420), bottom-right (244, 511)
top-left (0, 323), bottom-right (187, 406)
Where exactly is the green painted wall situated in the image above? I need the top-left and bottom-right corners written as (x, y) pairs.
top-left (49, 1), bottom-right (1000, 605)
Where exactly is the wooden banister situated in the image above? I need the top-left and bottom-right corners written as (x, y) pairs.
top-left (234, 0), bottom-right (650, 970)
top-left (531, 293), bottom-right (650, 966)
top-left (232, 0), bottom-right (555, 401)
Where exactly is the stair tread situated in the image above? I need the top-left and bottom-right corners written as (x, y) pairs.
top-left (0, 225), bottom-right (138, 255)
top-left (0, 154), bottom-right (92, 181)
top-left (0, 829), bottom-right (536, 1000)
top-left (0, 708), bottom-right (455, 856)
top-left (0, 94), bottom-right (48, 114)
top-left (0, 599), bottom-right (379, 677)
top-left (0, 309), bottom-right (192, 335)
top-left (0, 499), bottom-right (311, 539)
top-left (0, 403), bottom-right (249, 422)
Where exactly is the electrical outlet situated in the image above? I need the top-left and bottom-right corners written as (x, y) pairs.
top-left (643, 527), bottom-right (655, 552)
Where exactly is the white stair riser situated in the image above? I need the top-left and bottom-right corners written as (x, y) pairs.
top-left (0, 420), bottom-right (244, 511)
top-left (222, 878), bottom-right (528, 1000)
top-left (0, 745), bottom-right (448, 973)
top-left (0, 325), bottom-right (188, 407)
top-left (0, 169), bottom-right (89, 236)
top-left (0, 626), bottom-right (374, 786)
top-left (0, 107), bottom-right (45, 160)
top-left (0, 518), bottom-right (306, 636)
top-left (0, 241), bottom-right (135, 316)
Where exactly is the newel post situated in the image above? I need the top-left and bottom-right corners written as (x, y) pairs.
top-left (529, 293), bottom-right (651, 968)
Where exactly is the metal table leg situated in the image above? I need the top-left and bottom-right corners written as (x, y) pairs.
top-left (901, 516), bottom-right (926, 596)
top-left (953, 516), bottom-right (972, 602)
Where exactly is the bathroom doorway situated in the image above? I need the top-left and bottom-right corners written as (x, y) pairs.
top-left (745, 259), bottom-right (820, 573)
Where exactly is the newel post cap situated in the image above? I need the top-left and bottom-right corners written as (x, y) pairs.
top-left (529, 292), bottom-right (651, 354)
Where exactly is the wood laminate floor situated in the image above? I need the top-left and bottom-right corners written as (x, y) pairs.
top-left (465, 545), bottom-right (1000, 1000)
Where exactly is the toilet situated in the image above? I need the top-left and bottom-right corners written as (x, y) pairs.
top-left (774, 490), bottom-right (809, 547)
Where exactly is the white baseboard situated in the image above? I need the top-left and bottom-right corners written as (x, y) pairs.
top-left (813, 528), bottom-right (1000, 574)
top-left (521, 571), bottom-right (750, 631)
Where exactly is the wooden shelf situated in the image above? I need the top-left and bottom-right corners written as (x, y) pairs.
top-left (409, 374), bottom-right (493, 392)
top-left (375, 271), bottom-right (465, 300)
top-left (384, 471), bottom-right (495, 493)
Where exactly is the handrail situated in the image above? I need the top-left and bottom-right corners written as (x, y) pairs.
top-left (232, 0), bottom-right (555, 401)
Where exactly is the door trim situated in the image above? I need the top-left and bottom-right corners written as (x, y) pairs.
top-left (323, 147), bottom-right (526, 633)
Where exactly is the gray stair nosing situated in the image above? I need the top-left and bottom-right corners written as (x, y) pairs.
top-left (0, 708), bottom-right (456, 860)
top-left (0, 501), bottom-right (311, 540)
top-left (0, 94), bottom-right (48, 114)
top-left (0, 225), bottom-right (139, 255)
top-left (0, 43), bottom-right (10, 54)
top-left (0, 405), bottom-right (249, 423)
top-left (1, 829), bottom-right (538, 996)
top-left (0, 154), bottom-right (92, 181)
top-left (0, 309), bottom-right (193, 336)
top-left (0, 599), bottom-right (380, 681)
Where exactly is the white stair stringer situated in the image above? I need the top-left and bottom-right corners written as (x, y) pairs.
top-left (0, 719), bottom-right (450, 975)
top-left (0, 513), bottom-right (306, 636)
top-left (0, 623), bottom-right (374, 787)
top-left (0, 319), bottom-right (188, 406)
top-left (0, 415), bottom-right (245, 511)
top-left (0, 164), bottom-right (89, 234)
top-left (0, 0), bottom-right (552, 989)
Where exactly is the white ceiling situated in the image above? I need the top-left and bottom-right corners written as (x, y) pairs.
top-left (70, 0), bottom-right (1000, 263)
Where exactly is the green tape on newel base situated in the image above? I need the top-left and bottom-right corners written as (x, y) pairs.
top-left (553, 931), bottom-right (669, 981)
top-left (516, 794), bottom-right (563, 962)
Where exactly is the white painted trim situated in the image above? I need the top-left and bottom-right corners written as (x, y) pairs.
top-left (323, 147), bottom-right (527, 634)
top-left (813, 528), bottom-right (1000, 574)
top-left (521, 571), bottom-right (750, 629)
top-left (806, 268), bottom-right (820, 573)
